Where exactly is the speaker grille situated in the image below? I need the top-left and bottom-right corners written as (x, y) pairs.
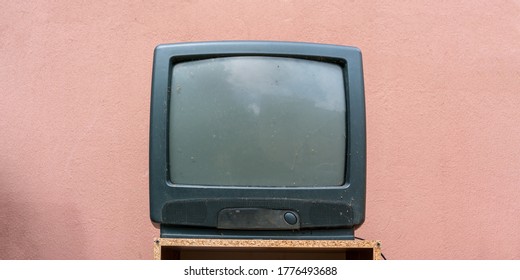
top-left (162, 200), bottom-right (207, 225)
top-left (309, 202), bottom-right (352, 227)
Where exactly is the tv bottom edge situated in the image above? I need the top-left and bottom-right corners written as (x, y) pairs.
top-left (160, 225), bottom-right (355, 240)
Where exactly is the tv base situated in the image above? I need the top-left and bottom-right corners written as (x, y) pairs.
top-left (154, 238), bottom-right (382, 260)
top-left (160, 225), bottom-right (355, 240)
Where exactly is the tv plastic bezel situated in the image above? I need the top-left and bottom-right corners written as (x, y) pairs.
top-left (150, 41), bottom-right (365, 238)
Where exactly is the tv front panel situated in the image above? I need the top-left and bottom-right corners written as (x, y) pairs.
top-left (150, 41), bottom-right (366, 239)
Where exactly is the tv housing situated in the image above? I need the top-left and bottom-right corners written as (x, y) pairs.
top-left (150, 41), bottom-right (366, 239)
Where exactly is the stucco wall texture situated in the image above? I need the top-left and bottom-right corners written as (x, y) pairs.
top-left (1, 0), bottom-right (519, 259)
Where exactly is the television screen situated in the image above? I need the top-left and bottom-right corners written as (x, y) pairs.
top-left (170, 56), bottom-right (346, 187)
top-left (150, 41), bottom-right (365, 239)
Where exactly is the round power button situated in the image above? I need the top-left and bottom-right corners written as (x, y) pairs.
top-left (284, 212), bottom-right (298, 225)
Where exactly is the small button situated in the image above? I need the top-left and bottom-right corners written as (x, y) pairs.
top-left (284, 212), bottom-right (298, 225)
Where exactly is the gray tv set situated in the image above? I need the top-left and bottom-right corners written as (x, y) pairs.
top-left (150, 41), bottom-right (366, 239)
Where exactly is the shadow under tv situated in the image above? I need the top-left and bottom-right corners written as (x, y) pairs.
top-left (160, 225), bottom-right (355, 240)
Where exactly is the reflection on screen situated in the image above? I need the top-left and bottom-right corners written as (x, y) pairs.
top-left (170, 56), bottom-right (346, 186)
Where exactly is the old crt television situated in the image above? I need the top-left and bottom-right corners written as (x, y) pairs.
top-left (150, 41), bottom-right (365, 239)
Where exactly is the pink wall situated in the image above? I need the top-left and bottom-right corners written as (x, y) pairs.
top-left (1, 0), bottom-right (519, 259)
